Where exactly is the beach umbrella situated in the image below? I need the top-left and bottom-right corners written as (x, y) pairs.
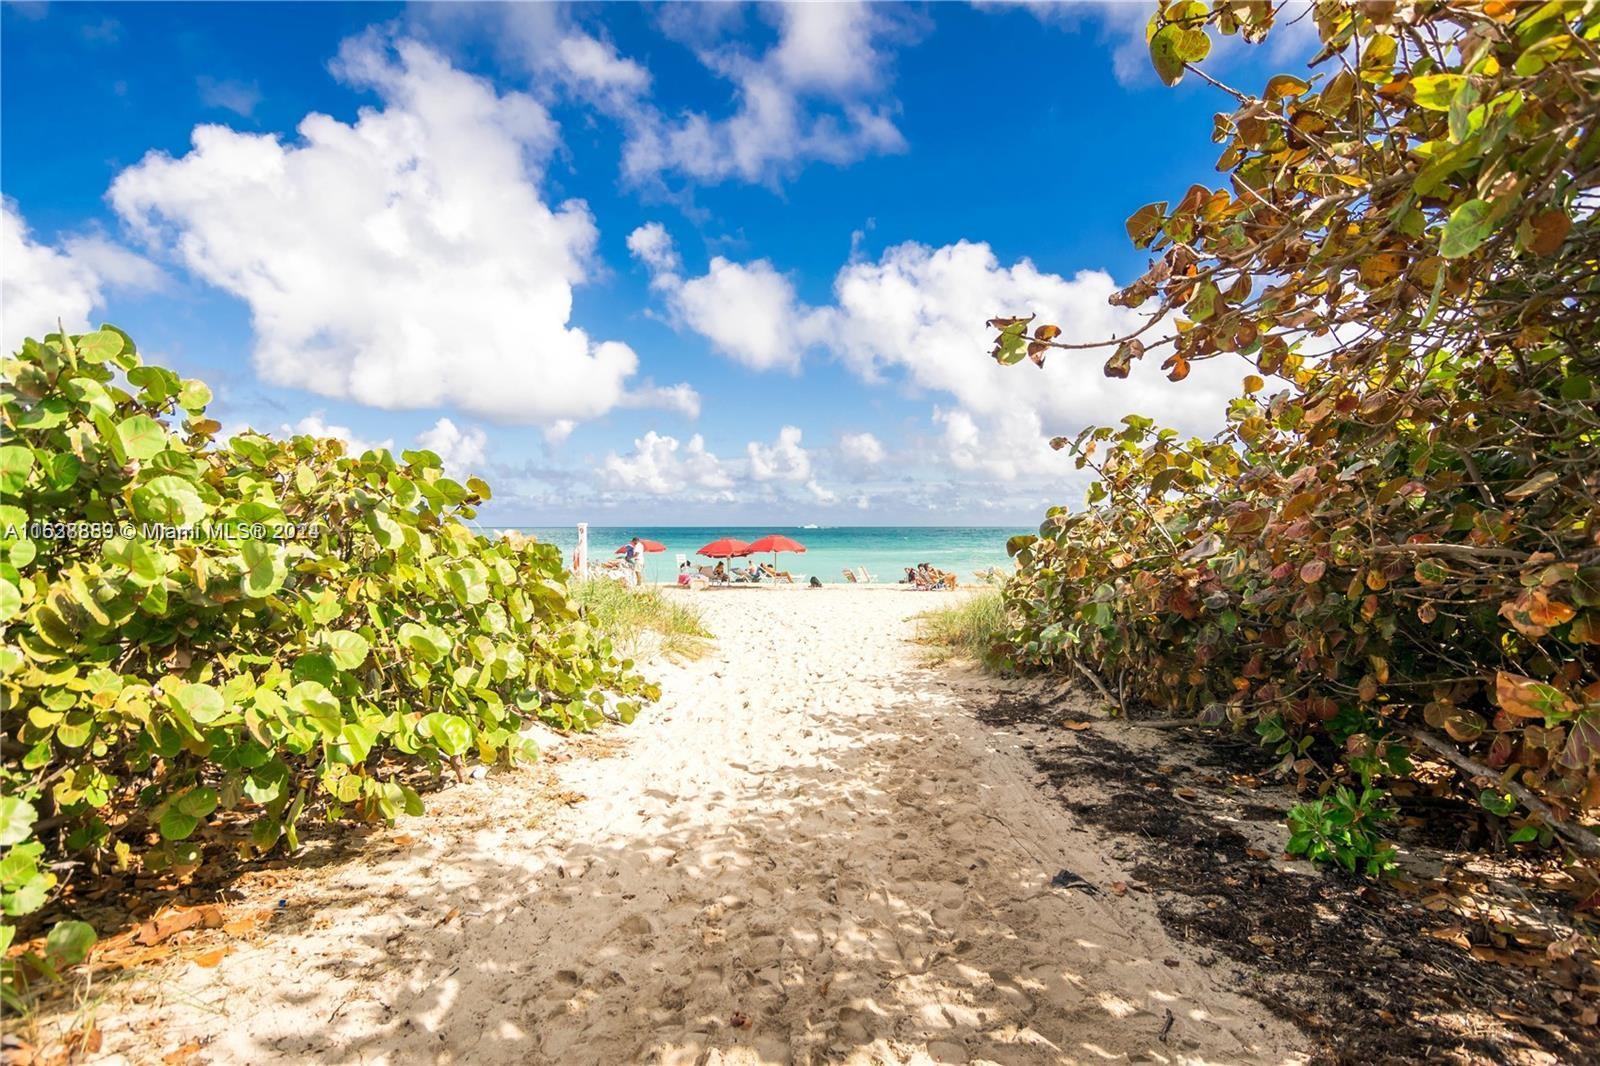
top-left (697, 537), bottom-right (751, 560)
top-left (613, 539), bottom-right (665, 554)
top-left (746, 534), bottom-right (806, 574)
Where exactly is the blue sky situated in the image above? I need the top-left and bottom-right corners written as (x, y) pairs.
top-left (2, 1), bottom-right (1315, 525)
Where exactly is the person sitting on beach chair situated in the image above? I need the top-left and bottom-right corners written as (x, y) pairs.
top-left (759, 562), bottom-right (794, 583)
top-left (732, 564), bottom-right (761, 583)
top-left (842, 568), bottom-right (857, 583)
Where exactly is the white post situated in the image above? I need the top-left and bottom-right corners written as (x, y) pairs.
top-left (575, 522), bottom-right (588, 580)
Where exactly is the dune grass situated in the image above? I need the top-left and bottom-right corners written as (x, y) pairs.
top-left (575, 578), bottom-right (712, 659)
top-left (914, 588), bottom-right (1009, 671)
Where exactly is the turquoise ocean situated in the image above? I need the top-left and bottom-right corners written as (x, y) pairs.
top-left (494, 527), bottom-right (1028, 586)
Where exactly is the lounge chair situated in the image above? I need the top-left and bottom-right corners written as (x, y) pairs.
top-left (759, 563), bottom-right (794, 583)
top-left (842, 569), bottom-right (858, 583)
top-left (852, 566), bottom-right (876, 583)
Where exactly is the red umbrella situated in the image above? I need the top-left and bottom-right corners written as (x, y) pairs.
top-left (697, 537), bottom-right (751, 559)
top-left (746, 534), bottom-right (805, 579)
top-left (746, 534), bottom-right (806, 556)
top-left (614, 539), bottom-right (665, 554)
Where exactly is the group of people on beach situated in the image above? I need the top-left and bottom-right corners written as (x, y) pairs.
top-left (678, 560), bottom-right (794, 585)
top-left (900, 562), bottom-right (959, 590)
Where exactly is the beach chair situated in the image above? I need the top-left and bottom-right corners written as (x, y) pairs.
top-left (852, 566), bottom-right (876, 584)
top-left (841, 569), bottom-right (858, 583)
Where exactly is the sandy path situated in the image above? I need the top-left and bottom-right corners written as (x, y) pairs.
top-left (92, 588), bottom-right (1305, 1065)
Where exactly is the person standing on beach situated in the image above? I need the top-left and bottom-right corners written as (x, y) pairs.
top-left (626, 536), bottom-right (645, 585)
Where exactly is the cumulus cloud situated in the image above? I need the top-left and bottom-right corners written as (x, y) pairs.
top-left (417, 3), bottom-right (650, 113)
top-left (599, 430), bottom-right (732, 497)
top-left (656, 238), bottom-right (1243, 481)
top-left (629, 224), bottom-right (826, 373)
top-left (832, 240), bottom-right (1243, 477)
top-left (108, 32), bottom-right (690, 429)
top-left (1, 201), bottom-right (163, 352)
top-left (619, 380), bottom-right (701, 420)
top-left (747, 425), bottom-right (812, 482)
top-left (626, 222), bottom-right (682, 277)
top-left (595, 424), bottom-right (843, 505)
top-left (415, 416), bottom-right (488, 477)
top-left (838, 430), bottom-right (886, 469)
top-left (620, 3), bottom-right (917, 187)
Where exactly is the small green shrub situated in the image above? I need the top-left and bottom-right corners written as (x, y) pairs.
top-left (916, 590), bottom-right (1010, 671)
top-left (574, 578), bottom-right (710, 659)
top-left (1287, 787), bottom-right (1399, 878)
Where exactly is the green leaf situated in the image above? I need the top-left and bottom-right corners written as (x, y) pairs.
top-left (0, 447), bottom-right (34, 496)
top-left (323, 631), bottom-right (370, 671)
top-left (1478, 790), bottom-right (1516, 818)
top-left (1149, 25), bottom-right (1188, 86)
top-left (44, 920), bottom-right (96, 966)
top-left (178, 379), bottom-right (212, 413)
top-left (1411, 73), bottom-right (1465, 111)
top-left (177, 787), bottom-right (218, 819)
top-left (287, 681), bottom-right (343, 736)
top-left (130, 475), bottom-right (209, 526)
top-left (239, 539), bottom-right (288, 598)
top-left (115, 415), bottom-right (168, 461)
top-left (1439, 199), bottom-right (1492, 259)
top-left (0, 796), bottom-right (38, 846)
top-left (0, 579), bottom-right (20, 623)
top-left (75, 329), bottom-right (126, 363)
top-left (420, 712), bottom-right (472, 757)
top-left (158, 809), bottom-right (198, 841)
top-left (178, 683), bottom-right (226, 724)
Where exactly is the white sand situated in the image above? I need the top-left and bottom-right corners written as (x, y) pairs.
top-left (83, 587), bottom-right (1306, 1065)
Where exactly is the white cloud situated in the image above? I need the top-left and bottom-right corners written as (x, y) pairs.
top-left (827, 240), bottom-right (1239, 478)
top-left (415, 416), bottom-right (488, 477)
top-left (620, 3), bottom-right (917, 187)
top-left (747, 425), bottom-right (811, 482)
top-left (620, 380), bottom-right (701, 420)
top-left (838, 430), bottom-right (886, 468)
top-left (108, 32), bottom-right (690, 429)
top-left (630, 226), bottom-right (825, 372)
top-left (197, 76), bottom-right (262, 117)
top-left (282, 413), bottom-right (394, 456)
top-left (1, 201), bottom-right (162, 353)
top-left (420, 3), bottom-right (650, 113)
top-left (805, 479), bottom-right (837, 504)
top-left (626, 222), bottom-right (681, 275)
top-left (599, 430), bottom-right (732, 496)
top-left (656, 237), bottom-right (1241, 481)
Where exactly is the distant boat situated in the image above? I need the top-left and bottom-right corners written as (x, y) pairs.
top-left (801, 523), bottom-right (819, 529)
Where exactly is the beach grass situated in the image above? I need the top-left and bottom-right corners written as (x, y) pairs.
top-left (575, 578), bottom-right (712, 659)
top-left (914, 588), bottom-right (1008, 670)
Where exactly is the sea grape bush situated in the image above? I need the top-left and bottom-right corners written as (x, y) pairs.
top-left (992, 1), bottom-right (1599, 871)
top-left (0, 327), bottom-right (656, 998)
